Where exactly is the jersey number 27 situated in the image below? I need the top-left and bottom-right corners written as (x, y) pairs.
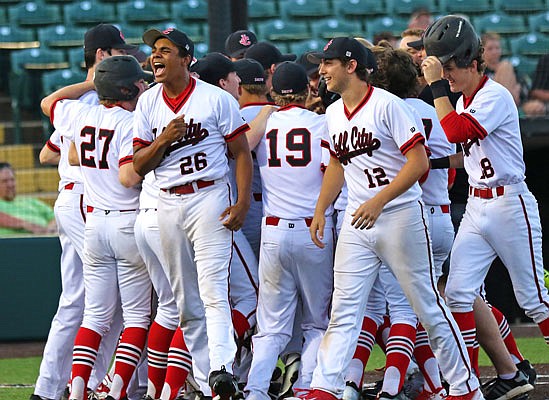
top-left (80, 127), bottom-right (114, 169)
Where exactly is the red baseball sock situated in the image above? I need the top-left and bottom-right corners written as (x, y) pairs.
top-left (375, 315), bottom-right (391, 353)
top-left (538, 317), bottom-right (549, 346)
top-left (452, 311), bottom-right (479, 376)
top-left (147, 321), bottom-right (177, 398)
top-left (490, 305), bottom-right (524, 363)
top-left (347, 316), bottom-right (378, 386)
top-left (382, 323), bottom-right (416, 396)
top-left (109, 327), bottom-right (148, 400)
top-left (71, 327), bottom-right (102, 400)
top-left (414, 324), bottom-right (442, 392)
top-left (163, 327), bottom-right (192, 400)
top-left (232, 309), bottom-right (251, 340)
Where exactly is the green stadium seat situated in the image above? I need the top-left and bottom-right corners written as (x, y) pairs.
top-left (115, 24), bottom-right (145, 45)
top-left (63, 1), bottom-right (116, 27)
top-left (439, 0), bottom-right (491, 15)
top-left (333, 0), bottom-right (387, 17)
top-left (493, 0), bottom-right (546, 14)
top-left (10, 47), bottom-right (68, 74)
top-left (311, 18), bottom-right (364, 40)
top-left (248, 0), bottom-right (278, 20)
top-left (280, 0), bottom-right (332, 19)
top-left (366, 16), bottom-right (408, 37)
top-left (0, 7), bottom-right (6, 25)
top-left (528, 12), bottom-right (549, 34)
top-left (37, 25), bottom-right (86, 49)
top-left (68, 46), bottom-right (85, 70)
top-left (474, 13), bottom-right (528, 36)
top-left (171, 0), bottom-right (208, 22)
top-left (0, 24), bottom-right (38, 49)
top-left (256, 19), bottom-right (310, 41)
top-left (510, 33), bottom-right (549, 56)
top-left (194, 42), bottom-right (209, 59)
top-left (41, 68), bottom-right (87, 95)
top-left (288, 38), bottom-right (325, 55)
top-left (117, 1), bottom-right (171, 25)
top-left (390, 0), bottom-right (437, 15)
top-left (8, 1), bottom-right (62, 28)
top-left (509, 55), bottom-right (538, 86)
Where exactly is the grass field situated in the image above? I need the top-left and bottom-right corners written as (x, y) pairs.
top-left (0, 337), bottom-right (547, 400)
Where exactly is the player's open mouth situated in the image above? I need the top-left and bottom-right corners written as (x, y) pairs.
top-left (153, 61), bottom-right (166, 77)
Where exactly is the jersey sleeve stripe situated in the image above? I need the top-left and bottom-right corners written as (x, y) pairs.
top-left (461, 113), bottom-right (488, 139)
top-left (320, 139), bottom-right (331, 149)
top-left (119, 155), bottom-right (133, 167)
top-left (400, 132), bottom-right (425, 155)
top-left (133, 138), bottom-right (152, 148)
top-left (225, 123), bottom-right (250, 142)
top-left (329, 149), bottom-right (338, 158)
top-left (46, 140), bottom-right (60, 153)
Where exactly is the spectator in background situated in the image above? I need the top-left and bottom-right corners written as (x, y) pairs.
top-left (408, 8), bottom-right (433, 30)
top-left (522, 54), bottom-right (549, 117)
top-left (482, 32), bottom-right (521, 105)
top-left (0, 162), bottom-right (56, 235)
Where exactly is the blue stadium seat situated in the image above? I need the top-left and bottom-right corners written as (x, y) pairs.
top-left (509, 55), bottom-right (539, 81)
top-left (68, 46), bottom-right (84, 70)
top-left (41, 68), bottom-right (87, 95)
top-left (10, 47), bottom-right (68, 74)
top-left (171, 0), bottom-right (208, 22)
top-left (0, 24), bottom-right (38, 48)
top-left (439, 0), bottom-right (491, 15)
top-left (114, 24), bottom-right (145, 45)
top-left (0, 7), bottom-right (6, 24)
top-left (117, 1), bottom-right (171, 25)
top-left (366, 16), bottom-right (408, 37)
top-left (288, 38), bottom-right (325, 55)
top-left (194, 42), bottom-right (209, 59)
top-left (248, 0), bottom-right (278, 20)
top-left (390, 0), bottom-right (438, 15)
top-left (256, 18), bottom-right (310, 41)
top-left (528, 12), bottom-right (549, 34)
top-left (8, 1), bottom-right (62, 28)
top-left (37, 25), bottom-right (86, 49)
top-left (311, 18), bottom-right (364, 40)
top-left (510, 32), bottom-right (549, 56)
top-left (63, 1), bottom-right (117, 27)
top-left (493, 0), bottom-right (546, 14)
top-left (473, 13), bottom-right (528, 36)
top-left (333, 0), bottom-right (387, 17)
top-left (280, 0), bottom-right (332, 19)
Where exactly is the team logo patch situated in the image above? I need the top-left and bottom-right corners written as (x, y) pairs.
top-left (345, 51), bottom-right (351, 57)
top-left (239, 34), bottom-right (252, 46)
top-left (332, 127), bottom-right (381, 165)
top-left (470, 108), bottom-right (476, 113)
top-left (324, 39), bottom-right (333, 51)
top-left (163, 28), bottom-right (174, 34)
top-left (119, 31), bottom-right (125, 40)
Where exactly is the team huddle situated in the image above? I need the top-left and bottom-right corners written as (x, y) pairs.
top-left (31, 15), bottom-right (548, 400)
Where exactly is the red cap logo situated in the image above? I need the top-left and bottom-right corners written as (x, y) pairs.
top-left (239, 34), bottom-right (252, 47)
top-left (162, 28), bottom-right (174, 35)
top-left (323, 39), bottom-right (333, 51)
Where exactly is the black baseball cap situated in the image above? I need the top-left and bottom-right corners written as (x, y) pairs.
top-left (272, 61), bottom-right (308, 95)
top-left (143, 28), bottom-right (194, 58)
top-left (190, 52), bottom-right (235, 86)
top-left (244, 42), bottom-right (296, 70)
top-left (296, 51), bottom-right (319, 76)
top-left (225, 30), bottom-right (258, 59)
top-left (234, 59), bottom-right (266, 85)
top-left (308, 37), bottom-right (377, 70)
top-left (84, 24), bottom-right (136, 52)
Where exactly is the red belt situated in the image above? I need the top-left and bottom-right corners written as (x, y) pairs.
top-left (86, 206), bottom-right (136, 214)
top-left (469, 186), bottom-right (504, 199)
top-left (162, 180), bottom-right (215, 195)
top-left (266, 216), bottom-right (313, 227)
top-left (253, 193), bottom-right (262, 201)
top-left (64, 182), bottom-right (75, 190)
top-left (440, 204), bottom-right (450, 213)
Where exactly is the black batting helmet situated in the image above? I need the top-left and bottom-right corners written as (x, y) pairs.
top-left (94, 55), bottom-right (150, 101)
top-left (423, 15), bottom-right (480, 68)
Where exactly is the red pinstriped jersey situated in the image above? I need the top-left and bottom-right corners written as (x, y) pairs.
top-left (405, 98), bottom-right (455, 206)
top-left (325, 86), bottom-right (424, 212)
top-left (456, 77), bottom-right (525, 188)
top-left (255, 105), bottom-right (332, 219)
top-left (133, 78), bottom-right (249, 190)
top-left (54, 100), bottom-right (140, 210)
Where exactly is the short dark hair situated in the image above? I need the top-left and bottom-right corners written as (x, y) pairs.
top-left (0, 162), bottom-right (13, 170)
top-left (370, 46), bottom-right (418, 98)
top-left (337, 57), bottom-right (371, 82)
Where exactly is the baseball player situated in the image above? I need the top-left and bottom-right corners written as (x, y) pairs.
top-left (225, 29), bottom-right (258, 61)
top-left (421, 15), bottom-right (548, 398)
top-left (132, 28), bottom-right (253, 399)
top-left (30, 23), bottom-right (136, 400)
top-left (244, 61), bottom-right (334, 400)
top-left (41, 55), bottom-right (152, 400)
top-left (291, 37), bottom-right (481, 400)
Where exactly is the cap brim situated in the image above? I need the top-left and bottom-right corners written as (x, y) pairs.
top-left (143, 29), bottom-right (164, 47)
top-left (281, 53), bottom-right (297, 62)
top-left (407, 38), bottom-right (424, 50)
top-left (112, 43), bottom-right (138, 51)
top-left (307, 51), bottom-right (326, 64)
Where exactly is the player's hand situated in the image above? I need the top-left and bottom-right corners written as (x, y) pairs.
top-left (421, 56), bottom-right (444, 85)
top-left (162, 114), bottom-right (188, 143)
top-left (220, 200), bottom-right (250, 231)
top-left (309, 213), bottom-right (326, 248)
top-left (351, 197), bottom-right (384, 230)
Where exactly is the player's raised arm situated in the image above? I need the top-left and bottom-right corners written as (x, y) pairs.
top-left (40, 80), bottom-right (96, 117)
top-left (245, 105), bottom-right (277, 150)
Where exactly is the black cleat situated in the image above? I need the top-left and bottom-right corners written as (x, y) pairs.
top-left (483, 370), bottom-right (534, 400)
top-left (516, 359), bottom-right (536, 386)
top-left (209, 366), bottom-right (239, 400)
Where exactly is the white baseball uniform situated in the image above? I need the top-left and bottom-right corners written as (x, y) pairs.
top-left (406, 98), bottom-right (456, 277)
top-left (311, 86), bottom-right (479, 397)
top-left (54, 98), bottom-right (151, 400)
top-left (444, 77), bottom-right (549, 324)
top-left (245, 105), bottom-right (334, 400)
top-left (34, 90), bottom-right (124, 400)
top-left (133, 77), bottom-right (249, 395)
